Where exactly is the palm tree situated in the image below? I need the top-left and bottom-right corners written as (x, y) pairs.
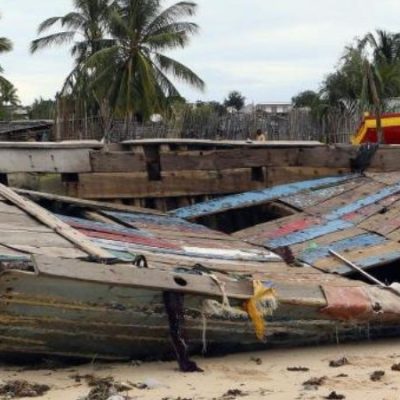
top-left (31, 0), bottom-right (113, 93)
top-left (0, 13), bottom-right (12, 84)
top-left (0, 80), bottom-right (19, 106)
top-left (87, 0), bottom-right (205, 123)
top-left (359, 30), bottom-right (400, 66)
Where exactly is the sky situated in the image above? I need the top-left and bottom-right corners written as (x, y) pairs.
top-left (2, 0), bottom-right (400, 105)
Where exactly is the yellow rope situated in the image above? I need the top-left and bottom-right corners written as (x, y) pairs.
top-left (243, 281), bottom-right (278, 341)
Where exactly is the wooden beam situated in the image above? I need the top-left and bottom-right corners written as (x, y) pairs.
top-left (90, 151), bottom-right (147, 173)
top-left (0, 184), bottom-right (114, 260)
top-left (0, 148), bottom-right (91, 173)
top-left (33, 255), bottom-right (254, 300)
top-left (74, 169), bottom-right (266, 199)
top-left (0, 141), bottom-right (103, 149)
top-left (13, 188), bottom-right (164, 215)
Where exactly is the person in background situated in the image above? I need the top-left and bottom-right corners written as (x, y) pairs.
top-left (255, 129), bottom-right (266, 142)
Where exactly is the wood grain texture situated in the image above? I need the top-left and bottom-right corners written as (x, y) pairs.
top-left (33, 255), bottom-right (254, 299)
top-left (90, 151), bottom-right (147, 172)
top-left (0, 149), bottom-right (91, 173)
top-left (76, 169), bottom-right (265, 199)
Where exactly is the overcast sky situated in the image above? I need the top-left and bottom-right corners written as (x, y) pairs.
top-left (2, 0), bottom-right (400, 105)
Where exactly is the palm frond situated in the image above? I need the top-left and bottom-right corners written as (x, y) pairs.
top-left (145, 2), bottom-right (197, 35)
top-left (38, 17), bottom-right (62, 33)
top-left (60, 12), bottom-right (86, 30)
top-left (155, 53), bottom-right (205, 90)
top-left (30, 31), bottom-right (76, 53)
top-left (0, 37), bottom-right (12, 53)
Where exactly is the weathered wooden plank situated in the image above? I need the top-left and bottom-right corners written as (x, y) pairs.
top-left (0, 184), bottom-right (113, 260)
top-left (370, 148), bottom-right (400, 171)
top-left (33, 255), bottom-right (254, 300)
top-left (0, 149), bottom-right (91, 173)
top-left (309, 181), bottom-right (385, 217)
top-left (358, 203), bottom-right (400, 236)
top-left (76, 169), bottom-right (265, 199)
top-left (265, 219), bottom-right (354, 249)
top-left (235, 214), bottom-right (322, 246)
top-left (367, 172), bottom-right (400, 185)
top-left (266, 167), bottom-right (351, 187)
top-left (297, 233), bottom-right (387, 265)
top-left (90, 151), bottom-right (147, 172)
top-left (341, 193), bottom-right (400, 224)
top-left (14, 188), bottom-right (164, 215)
top-left (0, 231), bottom-right (79, 248)
top-left (123, 138), bottom-right (324, 148)
top-left (290, 227), bottom-right (367, 254)
top-left (0, 141), bottom-right (103, 149)
top-left (171, 175), bottom-right (356, 219)
top-left (281, 178), bottom-right (365, 210)
top-left (160, 148), bottom-right (302, 171)
top-left (296, 145), bottom-right (358, 168)
top-left (313, 241), bottom-right (400, 274)
top-left (324, 181), bottom-right (400, 221)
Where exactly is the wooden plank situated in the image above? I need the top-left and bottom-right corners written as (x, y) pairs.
top-left (0, 184), bottom-right (113, 260)
top-left (76, 169), bottom-right (265, 199)
top-left (264, 219), bottom-right (354, 249)
top-left (235, 214), bottom-right (323, 246)
top-left (33, 255), bottom-right (254, 300)
top-left (324, 181), bottom-right (400, 221)
top-left (0, 231), bottom-right (79, 248)
top-left (0, 148), bottom-right (91, 173)
top-left (281, 178), bottom-right (365, 210)
top-left (357, 206), bottom-right (400, 235)
top-left (14, 188), bottom-right (164, 215)
top-left (160, 148), bottom-right (301, 171)
top-left (367, 172), bottom-right (400, 185)
top-left (370, 148), bottom-right (400, 171)
top-left (296, 145), bottom-right (358, 168)
top-left (313, 241), bottom-right (400, 274)
top-left (266, 167), bottom-right (351, 186)
top-left (308, 181), bottom-right (385, 217)
top-left (290, 227), bottom-right (366, 254)
top-left (90, 151), bottom-right (147, 173)
top-left (297, 233), bottom-right (387, 265)
top-left (123, 139), bottom-right (324, 148)
top-left (0, 140), bottom-right (103, 149)
top-left (171, 174), bottom-right (356, 219)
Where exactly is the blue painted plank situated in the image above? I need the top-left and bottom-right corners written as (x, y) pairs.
top-left (334, 252), bottom-right (400, 275)
top-left (105, 211), bottom-right (209, 231)
top-left (282, 182), bottom-right (358, 209)
top-left (298, 233), bottom-right (386, 265)
top-left (265, 219), bottom-right (354, 249)
top-left (0, 255), bottom-right (30, 261)
top-left (325, 182), bottom-right (400, 220)
top-left (171, 175), bottom-right (357, 219)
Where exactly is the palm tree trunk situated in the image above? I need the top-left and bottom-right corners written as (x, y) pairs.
top-left (366, 61), bottom-right (385, 144)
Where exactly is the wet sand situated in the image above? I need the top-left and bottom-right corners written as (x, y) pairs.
top-left (2, 339), bottom-right (400, 399)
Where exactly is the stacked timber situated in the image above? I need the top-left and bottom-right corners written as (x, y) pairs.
top-left (4, 139), bottom-right (400, 211)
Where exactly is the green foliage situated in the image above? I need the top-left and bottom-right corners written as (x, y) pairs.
top-left (294, 30), bottom-right (400, 117)
top-left (292, 90), bottom-right (320, 108)
top-left (28, 97), bottom-right (56, 119)
top-left (224, 91), bottom-right (245, 111)
top-left (32, 0), bottom-right (204, 123)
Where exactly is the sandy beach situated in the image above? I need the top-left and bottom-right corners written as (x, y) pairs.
top-left (1, 339), bottom-right (400, 399)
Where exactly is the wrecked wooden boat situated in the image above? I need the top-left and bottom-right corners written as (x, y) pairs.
top-left (1, 172), bottom-right (400, 365)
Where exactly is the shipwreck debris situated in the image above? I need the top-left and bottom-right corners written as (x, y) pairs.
top-left (370, 370), bottom-right (385, 381)
top-left (0, 380), bottom-right (50, 398)
top-left (325, 391), bottom-right (346, 400)
top-left (329, 357), bottom-right (349, 368)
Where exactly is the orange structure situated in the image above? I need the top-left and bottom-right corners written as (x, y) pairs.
top-left (352, 113), bottom-right (400, 144)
